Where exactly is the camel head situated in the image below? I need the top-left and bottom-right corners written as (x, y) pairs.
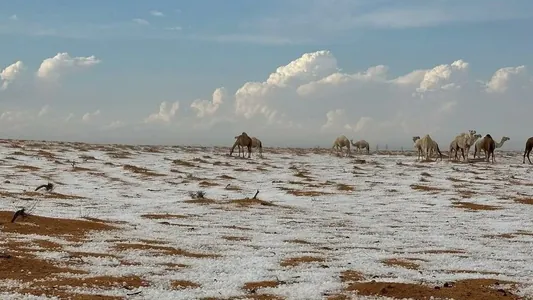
top-left (502, 136), bottom-right (510, 142)
top-left (412, 136), bottom-right (420, 143)
top-left (468, 130), bottom-right (476, 136)
top-left (474, 134), bottom-right (482, 139)
top-left (241, 132), bottom-right (249, 138)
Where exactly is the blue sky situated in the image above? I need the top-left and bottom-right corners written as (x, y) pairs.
top-left (0, 0), bottom-right (532, 149)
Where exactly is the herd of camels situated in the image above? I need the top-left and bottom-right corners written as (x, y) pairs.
top-left (229, 131), bottom-right (533, 164)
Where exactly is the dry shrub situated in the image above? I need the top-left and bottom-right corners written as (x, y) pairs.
top-left (113, 242), bottom-right (220, 258)
top-left (280, 255), bottom-right (325, 267)
top-left (337, 183), bottom-right (354, 191)
top-left (141, 213), bottom-right (189, 220)
top-left (410, 184), bottom-right (443, 192)
top-left (284, 239), bottom-right (311, 245)
top-left (243, 280), bottom-right (280, 290)
top-left (219, 174), bottom-right (236, 180)
top-left (173, 159), bottom-right (196, 167)
top-left (222, 236), bottom-right (251, 241)
top-left (14, 165), bottom-right (40, 171)
top-left (227, 198), bottom-right (277, 207)
top-left (171, 280), bottom-right (201, 290)
top-left (514, 197), bottom-right (533, 205)
top-left (286, 189), bottom-right (331, 197)
top-left (382, 258), bottom-right (420, 270)
top-left (71, 166), bottom-right (94, 172)
top-left (199, 181), bottom-right (219, 187)
top-left (123, 164), bottom-right (165, 177)
top-left (452, 201), bottom-right (501, 211)
top-left (25, 191), bottom-right (85, 200)
top-left (344, 278), bottom-right (519, 300)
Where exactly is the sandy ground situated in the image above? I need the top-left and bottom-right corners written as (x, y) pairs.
top-left (0, 139), bottom-right (532, 300)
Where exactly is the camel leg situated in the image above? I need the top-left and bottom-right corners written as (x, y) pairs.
top-left (247, 145), bottom-right (251, 158)
top-left (528, 150), bottom-right (532, 164)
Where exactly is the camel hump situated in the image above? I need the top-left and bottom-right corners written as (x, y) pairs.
top-left (485, 134), bottom-right (492, 139)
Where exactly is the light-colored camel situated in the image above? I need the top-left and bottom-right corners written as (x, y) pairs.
top-left (480, 134), bottom-right (496, 163)
top-left (418, 134), bottom-right (442, 161)
top-left (332, 135), bottom-right (351, 156)
top-left (251, 137), bottom-right (263, 157)
top-left (413, 136), bottom-right (423, 160)
top-left (234, 135), bottom-right (263, 158)
top-left (350, 139), bottom-right (370, 154)
top-left (230, 132), bottom-right (252, 158)
top-left (451, 130), bottom-right (480, 161)
top-left (474, 136), bottom-right (509, 159)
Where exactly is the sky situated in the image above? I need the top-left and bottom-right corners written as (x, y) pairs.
top-left (1, 0), bottom-right (533, 149)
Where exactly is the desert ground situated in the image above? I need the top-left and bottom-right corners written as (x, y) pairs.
top-left (1, 139), bottom-right (533, 300)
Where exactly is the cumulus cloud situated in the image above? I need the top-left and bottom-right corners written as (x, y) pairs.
top-left (190, 87), bottom-right (227, 118)
top-left (144, 101), bottom-right (179, 123)
top-left (133, 18), bottom-right (150, 25)
top-left (37, 105), bottom-right (50, 117)
top-left (485, 65), bottom-right (527, 93)
top-left (37, 52), bottom-right (100, 81)
top-left (104, 120), bottom-right (125, 129)
top-left (180, 49), bottom-right (532, 147)
top-left (82, 110), bottom-right (101, 122)
top-left (1, 61), bottom-right (25, 90)
top-left (150, 10), bottom-right (164, 17)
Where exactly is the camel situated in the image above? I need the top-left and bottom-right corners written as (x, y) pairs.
top-left (419, 134), bottom-right (442, 161)
top-left (234, 135), bottom-right (263, 158)
top-left (350, 139), bottom-right (370, 154)
top-left (230, 132), bottom-right (252, 158)
top-left (523, 137), bottom-right (533, 164)
top-left (474, 136), bottom-right (509, 159)
top-left (251, 137), bottom-right (263, 158)
top-left (413, 136), bottom-right (423, 160)
top-left (332, 135), bottom-right (351, 156)
top-left (451, 130), bottom-right (480, 161)
top-left (480, 134), bottom-right (496, 163)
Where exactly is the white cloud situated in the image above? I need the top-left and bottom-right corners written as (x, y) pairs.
top-left (104, 120), bottom-right (125, 129)
top-left (82, 110), bottom-right (101, 122)
top-left (36, 52), bottom-right (100, 81)
top-left (150, 10), bottom-right (164, 17)
top-left (175, 49), bottom-right (532, 147)
top-left (485, 65), bottom-right (527, 93)
top-left (164, 26), bottom-right (182, 31)
top-left (37, 105), bottom-right (50, 117)
top-left (190, 87), bottom-right (227, 118)
top-left (133, 18), bottom-right (150, 25)
top-left (65, 113), bottom-right (75, 122)
top-left (1, 61), bottom-right (25, 90)
top-left (144, 101), bottom-right (179, 123)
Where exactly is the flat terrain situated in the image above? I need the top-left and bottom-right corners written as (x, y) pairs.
top-left (0, 139), bottom-right (532, 299)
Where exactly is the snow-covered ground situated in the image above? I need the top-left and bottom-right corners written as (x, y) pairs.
top-left (1, 140), bottom-right (533, 299)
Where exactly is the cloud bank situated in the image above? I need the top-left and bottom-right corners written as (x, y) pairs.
top-left (1, 50), bottom-right (532, 148)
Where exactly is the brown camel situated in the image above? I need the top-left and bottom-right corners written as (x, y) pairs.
top-left (230, 132), bottom-right (252, 158)
top-left (480, 134), bottom-right (496, 163)
top-left (523, 137), bottom-right (533, 164)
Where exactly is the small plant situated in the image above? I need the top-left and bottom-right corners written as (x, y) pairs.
top-left (189, 190), bottom-right (205, 199)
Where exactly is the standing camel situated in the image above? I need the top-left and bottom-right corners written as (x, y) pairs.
top-left (332, 135), bottom-right (351, 156)
top-left (234, 135), bottom-right (264, 158)
top-left (420, 134), bottom-right (442, 161)
top-left (523, 137), bottom-right (533, 164)
top-left (230, 132), bottom-right (252, 158)
top-left (451, 130), bottom-right (480, 161)
top-left (413, 136), bottom-right (423, 160)
top-left (251, 137), bottom-right (263, 158)
top-left (350, 139), bottom-right (370, 154)
top-left (474, 136), bottom-right (509, 159)
top-left (480, 134), bottom-right (496, 163)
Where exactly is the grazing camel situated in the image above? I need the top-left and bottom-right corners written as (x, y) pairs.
top-left (413, 136), bottom-right (423, 160)
top-left (480, 134), bottom-right (496, 163)
top-left (419, 134), bottom-right (443, 161)
top-left (332, 135), bottom-right (351, 156)
top-left (251, 137), bottom-right (263, 158)
top-left (234, 135), bottom-right (264, 158)
top-left (230, 132), bottom-right (252, 158)
top-left (350, 139), bottom-right (370, 154)
top-left (451, 130), bottom-right (480, 161)
top-left (474, 136), bottom-right (509, 159)
top-left (523, 137), bottom-right (533, 164)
